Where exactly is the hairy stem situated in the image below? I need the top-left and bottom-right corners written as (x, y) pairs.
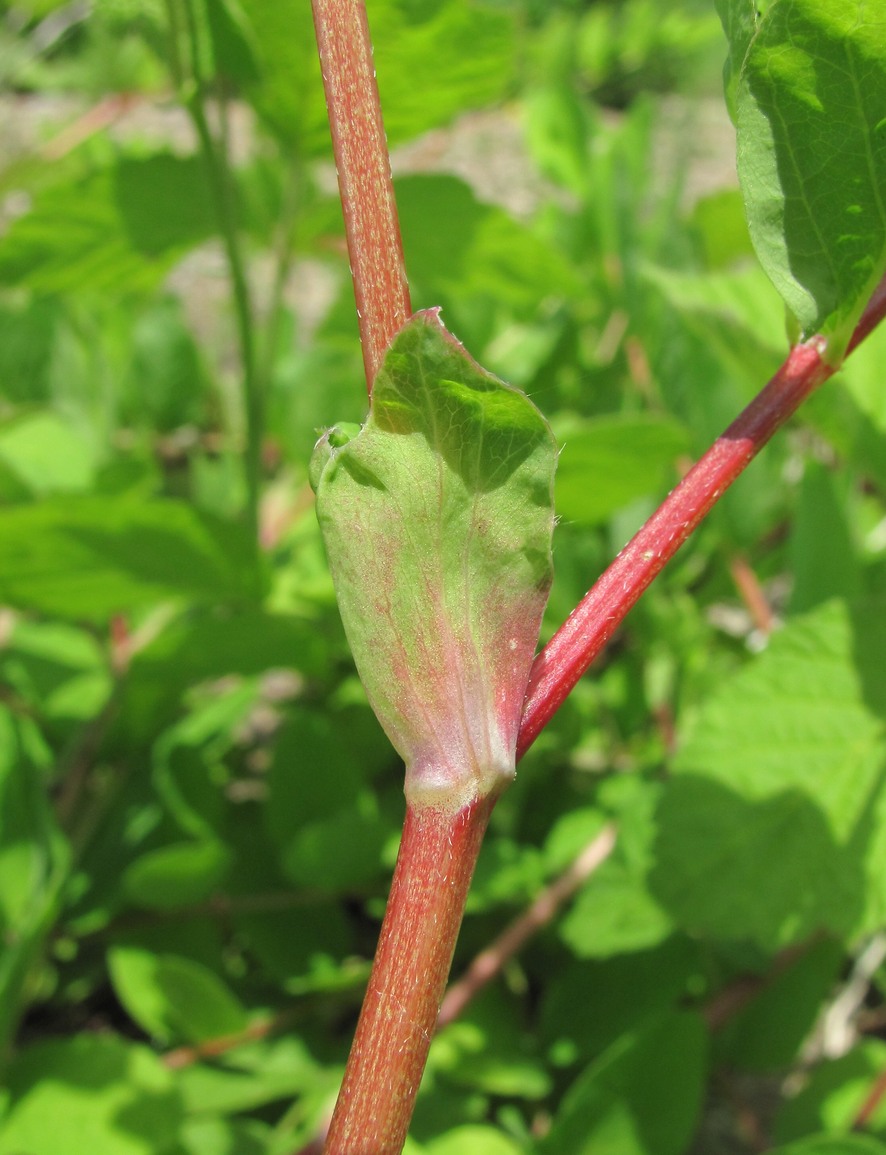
top-left (324, 797), bottom-right (492, 1155)
top-left (311, 0), bottom-right (411, 389)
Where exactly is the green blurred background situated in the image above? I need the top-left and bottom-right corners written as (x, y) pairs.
top-left (1, 2), bottom-right (886, 1153)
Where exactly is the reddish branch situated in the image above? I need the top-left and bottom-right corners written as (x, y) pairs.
top-left (517, 285), bottom-right (886, 757)
top-left (310, 5), bottom-right (886, 1152)
top-left (323, 797), bottom-right (493, 1155)
top-left (311, 0), bottom-right (411, 388)
top-left (310, 1), bottom-right (886, 761)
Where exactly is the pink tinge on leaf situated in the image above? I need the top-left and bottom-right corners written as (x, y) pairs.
top-left (312, 314), bottom-right (557, 814)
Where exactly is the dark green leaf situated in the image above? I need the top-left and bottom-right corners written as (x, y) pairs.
top-left (774, 1040), bottom-right (886, 1143)
top-left (717, 938), bottom-right (844, 1072)
top-left (0, 707), bottom-right (69, 1055)
top-left (771, 1138), bottom-right (886, 1155)
top-left (540, 1011), bottom-right (708, 1155)
top-left (121, 840), bottom-right (231, 910)
top-left (539, 938), bottom-right (700, 1066)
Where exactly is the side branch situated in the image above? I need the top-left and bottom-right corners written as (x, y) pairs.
top-left (517, 275), bottom-right (886, 758)
top-left (311, 0), bottom-right (411, 390)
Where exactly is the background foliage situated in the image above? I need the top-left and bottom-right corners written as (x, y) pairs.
top-left (0, 1), bottom-right (885, 1153)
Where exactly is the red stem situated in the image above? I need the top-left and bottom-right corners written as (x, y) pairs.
top-left (311, 0), bottom-right (411, 389)
top-left (323, 797), bottom-right (493, 1155)
top-left (515, 288), bottom-right (885, 758)
top-left (310, 5), bottom-right (886, 1145)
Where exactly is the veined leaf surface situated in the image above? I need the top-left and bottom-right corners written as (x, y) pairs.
top-left (718, 0), bottom-right (886, 354)
top-left (311, 312), bottom-right (556, 811)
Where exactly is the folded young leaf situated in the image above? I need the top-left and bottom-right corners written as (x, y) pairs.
top-left (311, 311), bottom-right (557, 812)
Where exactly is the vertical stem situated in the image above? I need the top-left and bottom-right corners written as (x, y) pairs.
top-left (172, 0), bottom-right (263, 545)
top-left (324, 797), bottom-right (493, 1155)
top-left (311, 0), bottom-right (412, 390)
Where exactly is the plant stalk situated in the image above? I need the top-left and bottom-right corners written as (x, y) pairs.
top-left (309, 2), bottom-right (886, 1145)
top-left (172, 0), bottom-right (263, 545)
top-left (323, 796), bottom-right (493, 1155)
top-left (311, 0), bottom-right (411, 389)
top-left (517, 281), bottom-right (886, 757)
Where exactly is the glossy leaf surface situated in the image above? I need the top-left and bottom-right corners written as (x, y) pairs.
top-left (719, 0), bottom-right (886, 351)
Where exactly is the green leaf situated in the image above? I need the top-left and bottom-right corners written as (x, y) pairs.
top-left (205, 0), bottom-right (261, 85)
top-left (539, 938), bottom-right (700, 1066)
top-left (0, 410), bottom-right (100, 495)
top-left (281, 802), bottom-right (389, 893)
top-left (0, 1035), bottom-right (183, 1155)
top-left (242, 0), bottom-right (514, 154)
top-left (717, 938), bottom-right (844, 1072)
top-left (373, 2), bottom-right (515, 146)
top-left (790, 462), bottom-right (862, 613)
top-left (178, 1116), bottom-right (271, 1155)
top-left (559, 779), bottom-right (673, 958)
top-left (121, 840), bottom-right (231, 910)
top-left (311, 312), bottom-right (557, 810)
top-left (430, 990), bottom-right (551, 1101)
top-left (117, 609), bottom-right (326, 747)
top-left (714, 0), bottom-right (759, 120)
top-left (108, 946), bottom-right (250, 1045)
top-left (651, 601), bottom-right (886, 950)
top-left (0, 496), bottom-right (262, 622)
top-left (1, 619), bottom-right (111, 723)
top-left (540, 1010), bottom-right (708, 1155)
top-left (174, 1036), bottom-right (321, 1115)
top-left (465, 837), bottom-right (545, 913)
top-left (425, 1126), bottom-right (524, 1155)
top-left (554, 415), bottom-right (689, 527)
top-left (0, 155), bottom-right (215, 295)
top-left (396, 175), bottom-right (581, 349)
top-left (722, 0), bottom-right (886, 349)
top-left (643, 262), bottom-right (787, 380)
top-left (560, 861), bottom-right (674, 958)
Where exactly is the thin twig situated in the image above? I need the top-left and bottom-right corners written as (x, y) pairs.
top-left (729, 553), bottom-right (776, 636)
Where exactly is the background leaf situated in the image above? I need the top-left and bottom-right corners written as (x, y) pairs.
top-left (0, 496), bottom-right (262, 621)
top-left (725, 0), bottom-right (886, 347)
